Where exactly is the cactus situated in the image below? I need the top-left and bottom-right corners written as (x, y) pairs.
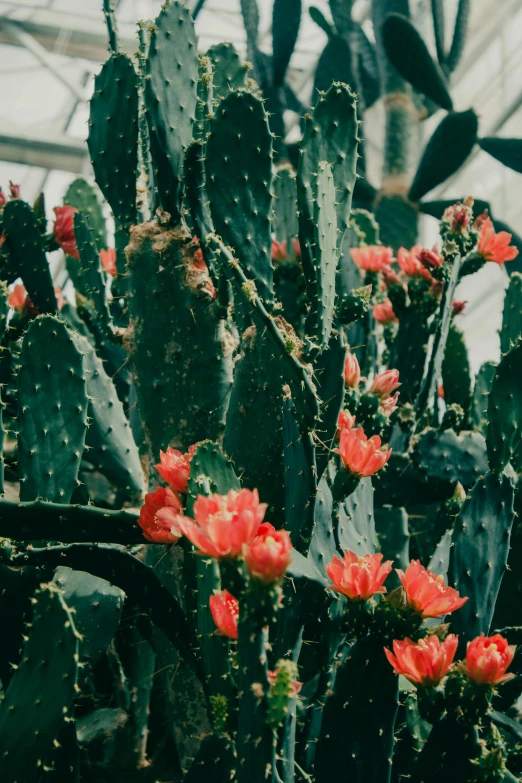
top-left (1, 1), bottom-right (522, 781)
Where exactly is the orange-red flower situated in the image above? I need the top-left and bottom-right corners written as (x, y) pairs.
top-left (139, 486), bottom-right (184, 544)
top-left (244, 522), bottom-right (292, 584)
top-left (337, 410), bottom-right (356, 433)
top-left (373, 299), bottom-right (397, 324)
top-left (53, 205), bottom-right (79, 260)
top-left (327, 550), bottom-right (392, 600)
top-left (461, 634), bottom-right (516, 685)
top-left (336, 427), bottom-right (391, 478)
top-left (397, 560), bottom-right (468, 618)
top-left (272, 239), bottom-right (301, 262)
top-left (476, 216), bottom-right (519, 265)
top-left (8, 283), bottom-right (28, 310)
top-left (385, 635), bottom-right (458, 686)
top-left (397, 245), bottom-right (432, 280)
top-left (178, 488), bottom-right (267, 558)
top-left (209, 589), bottom-right (239, 639)
top-left (371, 369), bottom-right (401, 398)
top-left (351, 245), bottom-right (394, 273)
top-left (155, 445), bottom-right (198, 494)
top-left (344, 351), bottom-right (361, 388)
top-left (100, 248), bottom-right (117, 276)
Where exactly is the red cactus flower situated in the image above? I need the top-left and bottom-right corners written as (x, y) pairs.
top-left (268, 668), bottom-right (302, 697)
top-left (335, 427), bottom-right (391, 478)
top-left (419, 246), bottom-right (444, 270)
top-left (0, 189), bottom-right (7, 208)
top-left (385, 635), bottom-right (458, 686)
top-left (53, 206), bottom-right (79, 260)
top-left (272, 240), bottom-right (289, 262)
top-left (452, 300), bottom-right (466, 316)
top-left (100, 248), bottom-right (117, 277)
top-left (8, 182), bottom-right (20, 199)
top-left (351, 245), bottom-right (394, 273)
top-left (337, 410), bottom-right (356, 433)
top-left (476, 216), bottom-right (519, 265)
top-left (344, 351), bottom-right (361, 388)
top-left (397, 245), bottom-right (432, 280)
top-left (8, 284), bottom-right (28, 310)
top-left (461, 633), bottom-right (516, 685)
top-left (139, 486), bottom-right (184, 544)
top-left (373, 299), bottom-right (397, 324)
top-left (209, 589), bottom-right (239, 639)
top-left (397, 560), bottom-right (468, 618)
top-left (178, 488), bottom-right (267, 558)
top-left (155, 444), bottom-right (198, 494)
top-left (371, 369), bottom-right (401, 397)
top-left (438, 384), bottom-right (445, 399)
top-left (244, 522), bottom-right (292, 584)
top-left (443, 202), bottom-right (473, 234)
top-left (327, 550), bottom-right (392, 600)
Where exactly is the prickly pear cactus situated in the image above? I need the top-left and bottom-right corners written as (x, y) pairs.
top-left (1, 1), bottom-right (522, 782)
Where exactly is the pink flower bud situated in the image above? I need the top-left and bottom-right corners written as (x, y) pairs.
top-left (373, 299), bottom-right (397, 324)
top-left (350, 245), bottom-right (394, 273)
top-left (138, 486), bottom-right (184, 543)
top-left (244, 522), bottom-right (292, 584)
top-left (452, 300), bottom-right (466, 316)
top-left (0, 189), bottom-right (7, 208)
top-left (209, 590), bottom-right (239, 639)
top-left (327, 550), bottom-right (392, 600)
top-left (178, 488), bottom-right (267, 558)
top-left (461, 634), bottom-right (516, 685)
top-left (442, 202), bottom-right (473, 234)
top-left (54, 287), bottom-right (65, 311)
top-left (344, 351), bottom-right (361, 388)
top-left (268, 667), bottom-right (302, 698)
top-left (8, 182), bottom-right (20, 199)
top-left (100, 248), bottom-right (117, 277)
top-left (53, 205), bottom-right (80, 260)
top-left (155, 444), bottom-right (199, 494)
top-left (337, 410), bottom-right (356, 433)
top-left (335, 427), bottom-right (391, 479)
top-left (419, 246), bottom-right (443, 269)
top-left (397, 560), bottom-right (468, 618)
top-left (385, 635), bottom-right (458, 687)
top-left (371, 369), bottom-right (401, 397)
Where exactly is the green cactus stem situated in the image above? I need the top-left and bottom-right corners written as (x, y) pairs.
top-left (0, 498), bottom-right (141, 543)
top-left (12, 544), bottom-right (205, 683)
top-left (125, 221), bottom-right (235, 461)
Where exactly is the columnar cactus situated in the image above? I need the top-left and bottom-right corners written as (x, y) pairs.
top-left (0, 1), bottom-right (522, 782)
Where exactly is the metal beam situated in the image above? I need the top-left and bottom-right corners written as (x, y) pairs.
top-left (0, 133), bottom-right (87, 174)
top-left (4, 22), bottom-right (86, 100)
top-left (0, 18), bottom-right (133, 62)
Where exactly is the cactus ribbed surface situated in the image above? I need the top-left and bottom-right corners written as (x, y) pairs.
top-left (2, 1), bottom-right (522, 780)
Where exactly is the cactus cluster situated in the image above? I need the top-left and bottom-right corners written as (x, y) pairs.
top-left (1, 1), bottom-right (522, 781)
